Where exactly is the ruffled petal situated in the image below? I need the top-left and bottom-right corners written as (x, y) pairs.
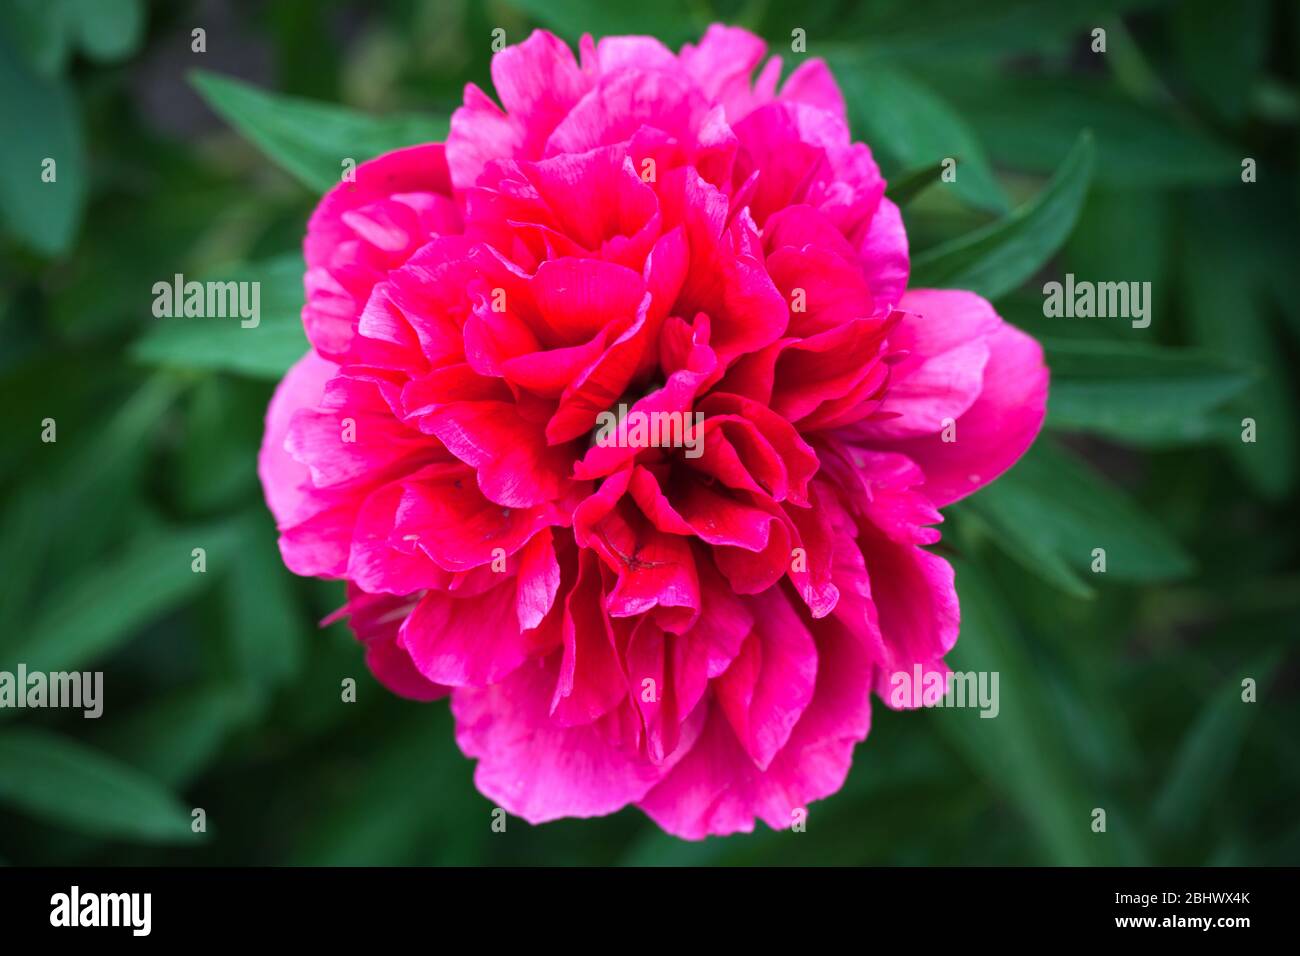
top-left (868, 290), bottom-right (1049, 505)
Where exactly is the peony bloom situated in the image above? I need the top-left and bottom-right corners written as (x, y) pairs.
top-left (258, 25), bottom-right (1047, 838)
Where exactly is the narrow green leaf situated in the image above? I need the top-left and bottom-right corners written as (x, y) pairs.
top-left (225, 512), bottom-right (307, 690)
top-left (817, 0), bottom-right (1163, 62)
top-left (1063, 188), bottom-right (1170, 301)
top-left (0, 30), bottom-right (85, 254)
top-left (833, 60), bottom-right (1008, 213)
top-left (1, 523), bottom-right (242, 675)
top-left (1171, 0), bottom-right (1268, 124)
top-left (911, 132), bottom-right (1094, 300)
top-left (190, 71), bottom-right (446, 193)
top-left (291, 711), bottom-right (484, 866)
top-left (0, 375), bottom-right (180, 644)
top-left (935, 558), bottom-right (1094, 865)
top-left (48, 375), bottom-right (182, 573)
top-left (1184, 207), bottom-right (1298, 499)
top-left (175, 378), bottom-right (265, 513)
top-left (0, 484), bottom-right (50, 636)
top-left (883, 160), bottom-right (947, 207)
top-left (131, 253), bottom-right (308, 379)
top-left (926, 72), bottom-right (1239, 189)
top-left (967, 439), bottom-right (1193, 582)
top-left (1044, 339), bottom-right (1257, 444)
top-left (94, 685), bottom-right (259, 789)
top-left (1151, 656), bottom-right (1278, 837)
top-left (0, 729), bottom-right (198, 843)
top-left (952, 503), bottom-right (1094, 599)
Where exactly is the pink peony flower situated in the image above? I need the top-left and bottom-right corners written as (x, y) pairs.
top-left (258, 25), bottom-right (1047, 838)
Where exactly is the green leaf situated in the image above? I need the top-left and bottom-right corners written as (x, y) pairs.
top-left (0, 523), bottom-right (242, 676)
top-left (1184, 205), bottom-right (1298, 499)
top-left (925, 72), bottom-right (1239, 189)
top-left (0, 0), bottom-right (70, 75)
top-left (952, 503), bottom-right (1094, 600)
top-left (1063, 188), bottom-right (1170, 301)
top-left (0, 30), bottom-right (85, 254)
top-left (833, 60), bottom-right (1007, 213)
top-left (883, 160), bottom-right (946, 207)
top-left (966, 439), bottom-right (1193, 584)
top-left (0, 729), bottom-right (198, 843)
top-left (131, 253), bottom-right (308, 379)
top-left (1171, 0), bottom-right (1268, 124)
top-left (225, 512), bottom-right (307, 690)
top-left (291, 711), bottom-right (485, 865)
top-left (0, 375), bottom-right (181, 642)
top-left (0, 484), bottom-right (51, 637)
top-left (175, 378), bottom-right (264, 513)
top-left (934, 558), bottom-right (1094, 864)
top-left (499, 0), bottom-right (706, 45)
top-left (190, 70), bottom-right (447, 193)
top-left (0, 0), bottom-right (142, 73)
top-left (1151, 656), bottom-right (1278, 838)
top-left (54, 375), bottom-right (181, 560)
top-left (816, 0), bottom-right (1163, 62)
top-left (911, 132), bottom-right (1094, 301)
top-left (1043, 339), bottom-right (1256, 444)
top-left (94, 685), bottom-right (259, 789)
top-left (67, 0), bottom-right (143, 62)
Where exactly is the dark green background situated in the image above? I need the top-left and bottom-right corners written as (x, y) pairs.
top-left (1, 0), bottom-right (1297, 865)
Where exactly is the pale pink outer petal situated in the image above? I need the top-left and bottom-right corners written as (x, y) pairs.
top-left (258, 350), bottom-right (338, 528)
top-left (445, 85), bottom-right (522, 192)
top-left (451, 655), bottom-right (696, 823)
top-left (857, 289), bottom-right (1000, 439)
top-left (860, 531), bottom-right (960, 677)
top-left (545, 69), bottom-right (708, 158)
top-left (593, 35), bottom-right (678, 74)
top-left (366, 637), bottom-right (451, 702)
top-left (870, 289), bottom-right (1048, 505)
top-left (303, 144), bottom-right (454, 358)
top-left (638, 610), bottom-right (873, 839)
top-left (446, 30), bottom-right (593, 188)
top-left (779, 59), bottom-right (848, 124)
top-left (304, 144), bottom-right (452, 268)
top-left (856, 197), bottom-right (909, 310)
top-left (399, 584), bottom-right (542, 687)
top-left (678, 25), bottom-right (768, 119)
top-left (336, 587), bottom-right (448, 702)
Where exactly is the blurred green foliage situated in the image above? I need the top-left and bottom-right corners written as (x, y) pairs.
top-left (0, 0), bottom-right (1297, 866)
